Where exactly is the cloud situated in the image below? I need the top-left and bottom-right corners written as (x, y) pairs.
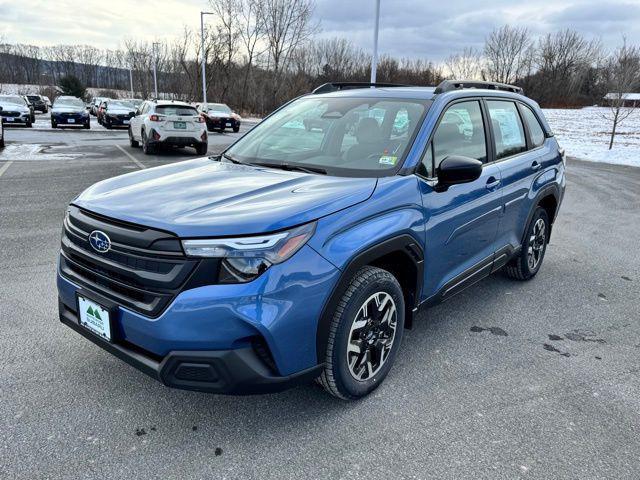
top-left (0, 0), bottom-right (639, 60)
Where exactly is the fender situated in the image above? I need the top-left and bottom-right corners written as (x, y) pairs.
top-left (315, 234), bottom-right (424, 362)
top-left (523, 182), bottom-right (560, 243)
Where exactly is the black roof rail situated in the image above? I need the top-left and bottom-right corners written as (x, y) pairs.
top-left (312, 82), bottom-right (409, 94)
top-left (434, 80), bottom-right (523, 95)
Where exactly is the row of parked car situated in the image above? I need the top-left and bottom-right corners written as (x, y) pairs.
top-left (0, 94), bottom-right (244, 158)
top-left (0, 93), bottom-right (52, 127)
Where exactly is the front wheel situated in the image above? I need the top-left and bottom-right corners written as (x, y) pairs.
top-left (505, 207), bottom-right (550, 280)
top-left (318, 266), bottom-right (404, 400)
top-left (233, 126), bottom-right (240, 133)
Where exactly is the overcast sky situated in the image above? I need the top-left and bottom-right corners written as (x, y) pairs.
top-left (1, 0), bottom-right (639, 61)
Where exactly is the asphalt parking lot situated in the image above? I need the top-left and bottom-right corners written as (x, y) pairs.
top-left (1, 119), bottom-right (639, 479)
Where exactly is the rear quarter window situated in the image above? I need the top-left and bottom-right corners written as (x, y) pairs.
top-left (520, 106), bottom-right (546, 148)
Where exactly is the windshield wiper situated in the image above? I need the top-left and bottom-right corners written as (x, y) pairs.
top-left (250, 162), bottom-right (327, 175)
top-left (221, 153), bottom-right (242, 164)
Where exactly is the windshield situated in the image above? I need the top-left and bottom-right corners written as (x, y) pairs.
top-left (109, 100), bottom-right (134, 109)
top-left (226, 96), bottom-right (428, 177)
top-left (54, 97), bottom-right (84, 108)
top-left (27, 95), bottom-right (41, 101)
top-left (208, 103), bottom-right (231, 113)
top-left (156, 105), bottom-right (198, 116)
top-left (0, 95), bottom-right (27, 105)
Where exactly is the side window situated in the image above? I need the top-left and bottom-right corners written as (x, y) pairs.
top-left (487, 101), bottom-right (527, 159)
top-left (520, 105), bottom-right (545, 148)
top-left (433, 101), bottom-right (486, 170)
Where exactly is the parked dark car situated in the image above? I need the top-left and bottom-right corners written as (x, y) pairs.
top-left (100, 100), bottom-right (136, 129)
top-left (26, 94), bottom-right (48, 113)
top-left (51, 96), bottom-right (90, 129)
top-left (198, 103), bottom-right (241, 133)
top-left (0, 115), bottom-right (4, 148)
top-left (0, 95), bottom-right (33, 127)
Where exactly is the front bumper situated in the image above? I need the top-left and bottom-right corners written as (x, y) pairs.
top-left (205, 117), bottom-right (240, 130)
top-left (57, 242), bottom-right (340, 394)
top-left (1, 114), bottom-right (30, 124)
top-left (59, 299), bottom-right (322, 394)
top-left (53, 114), bottom-right (89, 125)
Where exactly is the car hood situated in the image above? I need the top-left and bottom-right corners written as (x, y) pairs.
top-left (73, 157), bottom-right (376, 237)
top-left (52, 106), bottom-right (85, 114)
top-left (0, 102), bottom-right (29, 113)
top-left (107, 108), bottom-right (134, 115)
top-left (208, 111), bottom-right (231, 118)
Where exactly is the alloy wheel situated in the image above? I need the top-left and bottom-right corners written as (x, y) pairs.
top-left (527, 218), bottom-right (546, 270)
top-left (346, 292), bottom-right (398, 381)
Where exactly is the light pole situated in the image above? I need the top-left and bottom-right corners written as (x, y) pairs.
top-left (152, 42), bottom-right (160, 99)
top-left (200, 11), bottom-right (214, 104)
top-left (129, 64), bottom-right (134, 98)
top-left (370, 0), bottom-right (381, 84)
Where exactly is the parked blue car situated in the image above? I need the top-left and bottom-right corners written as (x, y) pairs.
top-left (57, 80), bottom-right (565, 400)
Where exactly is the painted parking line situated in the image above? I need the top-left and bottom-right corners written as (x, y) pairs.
top-left (115, 144), bottom-right (146, 169)
top-left (0, 161), bottom-right (13, 178)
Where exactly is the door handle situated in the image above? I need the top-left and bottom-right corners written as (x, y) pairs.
top-left (531, 161), bottom-right (541, 171)
top-left (485, 177), bottom-right (500, 190)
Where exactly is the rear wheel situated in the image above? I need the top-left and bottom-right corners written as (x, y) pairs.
top-left (129, 127), bottom-right (139, 147)
top-left (51, 121), bottom-right (57, 129)
top-left (195, 143), bottom-right (208, 155)
top-left (505, 207), bottom-right (549, 280)
top-left (318, 266), bottom-right (404, 400)
top-left (142, 130), bottom-right (155, 155)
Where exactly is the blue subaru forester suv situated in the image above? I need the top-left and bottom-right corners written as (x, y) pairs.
top-left (58, 80), bottom-right (565, 400)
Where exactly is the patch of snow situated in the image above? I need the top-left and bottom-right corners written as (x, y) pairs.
top-left (543, 107), bottom-right (640, 168)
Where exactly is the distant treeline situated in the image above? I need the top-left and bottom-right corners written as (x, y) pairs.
top-left (1, 0), bottom-right (637, 114)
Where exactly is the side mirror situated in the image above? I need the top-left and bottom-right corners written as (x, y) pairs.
top-left (436, 155), bottom-right (483, 191)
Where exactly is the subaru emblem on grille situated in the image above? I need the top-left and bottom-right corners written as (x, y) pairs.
top-left (89, 230), bottom-right (111, 253)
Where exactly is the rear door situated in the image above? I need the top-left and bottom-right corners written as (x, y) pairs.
top-left (417, 99), bottom-right (503, 299)
top-left (486, 99), bottom-right (549, 252)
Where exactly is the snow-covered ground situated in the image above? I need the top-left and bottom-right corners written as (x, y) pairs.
top-left (543, 107), bottom-right (640, 167)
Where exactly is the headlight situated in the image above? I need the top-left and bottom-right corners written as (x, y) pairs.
top-left (182, 222), bottom-right (316, 283)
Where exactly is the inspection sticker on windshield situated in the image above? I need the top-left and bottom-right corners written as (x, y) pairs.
top-left (379, 155), bottom-right (398, 166)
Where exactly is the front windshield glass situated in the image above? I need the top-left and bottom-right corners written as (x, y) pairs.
top-left (54, 97), bottom-right (84, 108)
top-left (0, 95), bottom-right (27, 105)
top-left (109, 100), bottom-right (134, 109)
top-left (209, 103), bottom-right (231, 113)
top-left (226, 96), bottom-right (428, 176)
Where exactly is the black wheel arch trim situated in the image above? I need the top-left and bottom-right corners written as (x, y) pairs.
top-left (524, 183), bottom-right (560, 244)
top-left (315, 234), bottom-right (424, 362)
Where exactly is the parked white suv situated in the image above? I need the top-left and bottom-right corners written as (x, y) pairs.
top-left (128, 100), bottom-right (208, 155)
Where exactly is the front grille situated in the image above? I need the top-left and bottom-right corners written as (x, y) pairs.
top-left (59, 206), bottom-right (218, 317)
top-left (1, 111), bottom-right (20, 118)
top-left (116, 114), bottom-right (132, 120)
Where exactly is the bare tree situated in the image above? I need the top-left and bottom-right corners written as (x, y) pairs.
top-left (445, 47), bottom-right (483, 80)
top-left (262, 0), bottom-right (318, 106)
top-left (484, 26), bottom-right (531, 84)
top-left (602, 38), bottom-right (640, 149)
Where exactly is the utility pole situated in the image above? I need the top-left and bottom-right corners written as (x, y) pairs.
top-left (152, 42), bottom-right (160, 99)
top-left (200, 11), bottom-right (214, 104)
top-left (129, 66), bottom-right (134, 98)
top-left (370, 0), bottom-right (381, 84)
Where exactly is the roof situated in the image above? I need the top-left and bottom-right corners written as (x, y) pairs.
top-left (154, 100), bottom-right (194, 106)
top-left (604, 92), bottom-right (640, 100)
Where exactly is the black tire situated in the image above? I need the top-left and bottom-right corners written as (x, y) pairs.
top-left (104, 119), bottom-right (112, 129)
top-left (318, 266), bottom-right (405, 400)
top-left (505, 207), bottom-right (550, 281)
top-left (233, 125), bottom-right (240, 133)
top-left (26, 120), bottom-right (32, 128)
top-left (51, 122), bottom-right (57, 129)
top-left (129, 127), bottom-right (139, 147)
top-left (195, 143), bottom-right (208, 155)
top-left (142, 130), bottom-right (155, 155)
top-left (0, 128), bottom-right (4, 148)
top-left (83, 122), bottom-right (90, 130)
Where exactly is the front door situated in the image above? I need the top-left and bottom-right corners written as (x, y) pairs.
top-left (416, 99), bottom-right (503, 299)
